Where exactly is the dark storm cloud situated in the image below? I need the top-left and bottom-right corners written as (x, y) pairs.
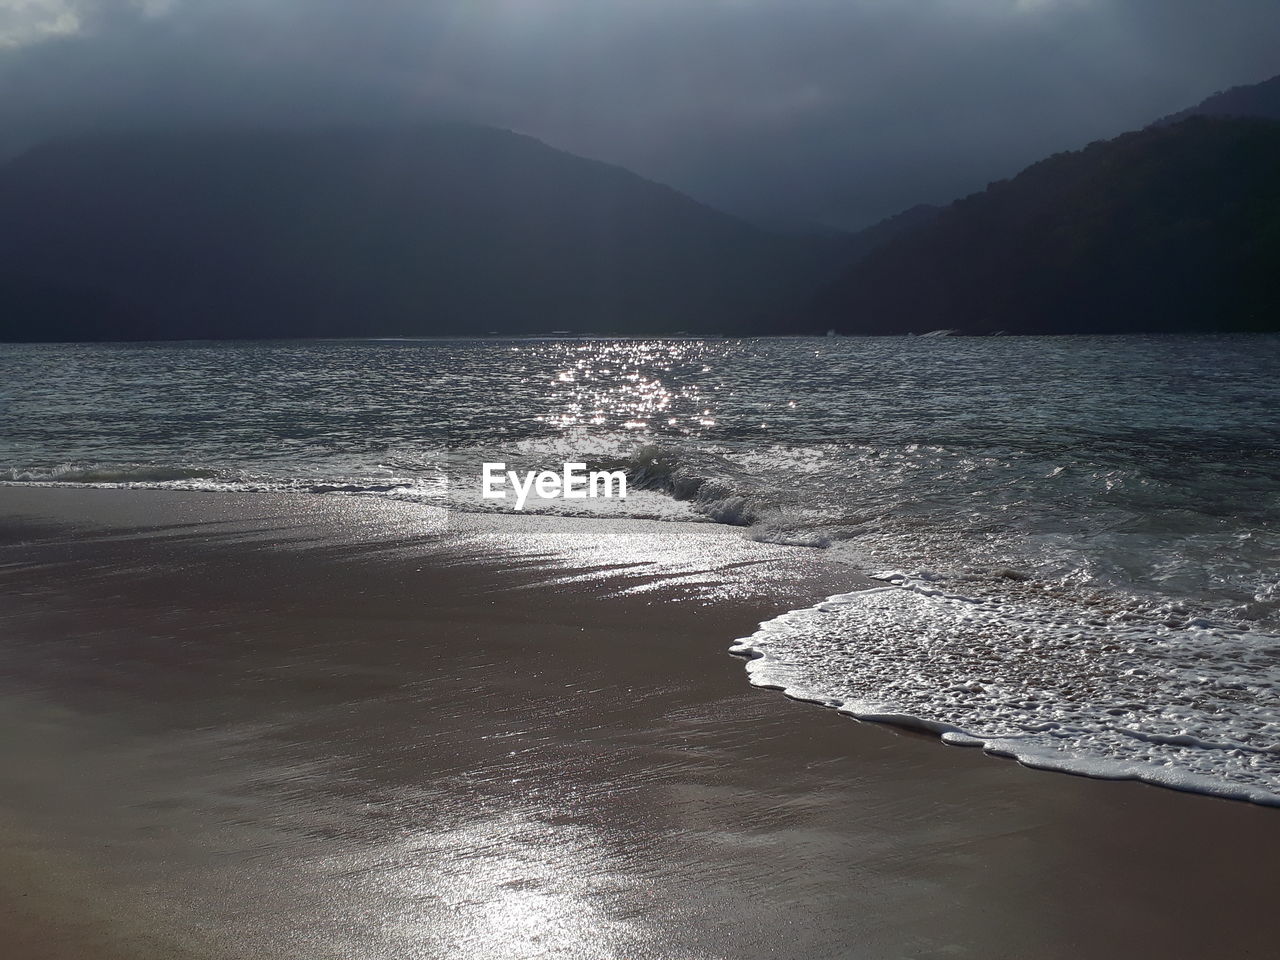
top-left (2, 0), bottom-right (1279, 227)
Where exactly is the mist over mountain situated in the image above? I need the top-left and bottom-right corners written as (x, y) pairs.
top-left (0, 124), bottom-right (849, 342)
top-left (4, 2), bottom-right (1279, 232)
top-left (806, 116), bottom-right (1280, 335)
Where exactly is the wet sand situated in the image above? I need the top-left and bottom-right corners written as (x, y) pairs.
top-left (1, 488), bottom-right (1277, 959)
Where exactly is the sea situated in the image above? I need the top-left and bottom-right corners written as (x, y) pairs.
top-left (2, 335), bottom-right (1277, 804)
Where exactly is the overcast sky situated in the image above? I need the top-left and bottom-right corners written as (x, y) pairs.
top-left (2, 0), bottom-right (1278, 228)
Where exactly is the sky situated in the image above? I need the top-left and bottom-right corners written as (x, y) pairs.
top-left (1, 0), bottom-right (1279, 229)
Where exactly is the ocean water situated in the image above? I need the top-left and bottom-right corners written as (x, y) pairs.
top-left (2, 336), bottom-right (1278, 803)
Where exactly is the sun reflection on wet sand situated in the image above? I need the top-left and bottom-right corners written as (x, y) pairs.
top-left (3, 490), bottom-right (1279, 960)
top-left (364, 811), bottom-right (655, 960)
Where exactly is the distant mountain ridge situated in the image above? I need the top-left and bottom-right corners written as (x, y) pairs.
top-left (834, 203), bottom-right (941, 266)
top-left (6, 70), bottom-right (1280, 343)
top-left (0, 124), bottom-right (847, 341)
top-left (1158, 73), bottom-right (1280, 125)
top-left (806, 116), bottom-right (1280, 335)
top-left (801, 71), bottom-right (1280, 336)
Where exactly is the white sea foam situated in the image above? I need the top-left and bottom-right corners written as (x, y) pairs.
top-left (730, 575), bottom-right (1280, 805)
top-left (3, 462), bottom-right (221, 484)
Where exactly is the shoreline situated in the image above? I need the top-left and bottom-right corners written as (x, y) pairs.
top-left (2, 487), bottom-right (1278, 959)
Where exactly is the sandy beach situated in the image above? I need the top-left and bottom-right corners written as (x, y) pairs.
top-left (1, 487), bottom-right (1277, 960)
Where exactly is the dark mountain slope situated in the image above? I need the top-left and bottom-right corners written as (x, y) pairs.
top-left (806, 117), bottom-right (1280, 335)
top-left (1159, 72), bottom-right (1280, 125)
top-left (837, 203), bottom-right (940, 268)
top-left (0, 125), bottom-right (845, 341)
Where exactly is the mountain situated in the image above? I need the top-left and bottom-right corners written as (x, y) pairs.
top-left (806, 116), bottom-right (1280, 335)
top-left (836, 203), bottom-right (940, 265)
top-left (0, 125), bottom-right (847, 342)
top-left (1158, 72), bottom-right (1280, 125)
